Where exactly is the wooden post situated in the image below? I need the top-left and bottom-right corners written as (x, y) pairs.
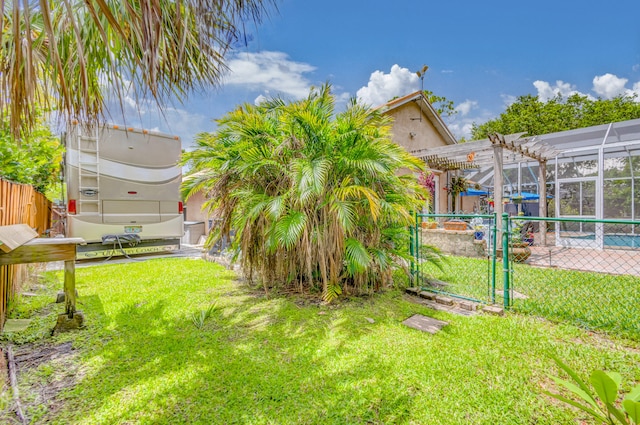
top-left (64, 260), bottom-right (76, 317)
top-left (539, 160), bottom-right (548, 246)
top-left (0, 237), bottom-right (84, 329)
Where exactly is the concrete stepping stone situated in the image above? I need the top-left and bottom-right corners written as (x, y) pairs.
top-left (402, 314), bottom-right (448, 334)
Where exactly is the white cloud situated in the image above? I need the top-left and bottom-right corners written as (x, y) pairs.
top-left (591, 73), bottom-right (640, 99)
top-left (501, 94), bottom-right (517, 108)
top-left (159, 106), bottom-right (210, 150)
top-left (592, 73), bottom-right (628, 98)
top-left (224, 51), bottom-right (316, 100)
top-left (356, 64), bottom-right (419, 106)
top-left (446, 121), bottom-right (474, 140)
top-left (445, 106), bottom-right (495, 141)
top-left (532, 74), bottom-right (640, 102)
top-left (254, 94), bottom-right (268, 105)
top-left (455, 100), bottom-right (478, 116)
top-left (334, 91), bottom-right (352, 103)
top-left (103, 91), bottom-right (211, 151)
top-left (533, 80), bottom-right (587, 101)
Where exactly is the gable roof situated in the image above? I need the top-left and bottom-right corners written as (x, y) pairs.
top-left (376, 91), bottom-right (458, 146)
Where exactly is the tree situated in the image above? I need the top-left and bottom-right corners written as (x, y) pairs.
top-left (1, 0), bottom-right (274, 138)
top-left (423, 89), bottom-right (457, 118)
top-left (388, 90), bottom-right (457, 118)
top-left (471, 94), bottom-right (640, 140)
top-left (0, 108), bottom-right (63, 194)
top-left (181, 85), bottom-right (426, 301)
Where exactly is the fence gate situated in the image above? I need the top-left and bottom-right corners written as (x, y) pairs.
top-left (410, 213), bottom-right (501, 305)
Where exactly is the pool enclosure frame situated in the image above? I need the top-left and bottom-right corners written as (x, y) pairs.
top-left (410, 118), bottom-right (640, 250)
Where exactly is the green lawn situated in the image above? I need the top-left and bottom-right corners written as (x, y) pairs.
top-left (2, 258), bottom-right (639, 424)
top-left (419, 255), bottom-right (640, 339)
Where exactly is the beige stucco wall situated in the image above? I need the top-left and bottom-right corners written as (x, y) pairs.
top-left (185, 190), bottom-right (211, 224)
top-left (385, 102), bottom-right (452, 214)
top-left (420, 229), bottom-right (486, 258)
top-left (459, 195), bottom-right (483, 214)
top-left (386, 102), bottom-right (448, 153)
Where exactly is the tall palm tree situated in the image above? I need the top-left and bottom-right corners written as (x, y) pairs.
top-left (0, 0), bottom-right (273, 137)
top-left (182, 85), bottom-right (427, 301)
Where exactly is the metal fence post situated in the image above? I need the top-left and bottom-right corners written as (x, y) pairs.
top-left (502, 212), bottom-right (511, 309)
top-left (409, 211), bottom-right (415, 286)
top-left (491, 213), bottom-right (497, 304)
top-left (415, 211), bottom-right (420, 286)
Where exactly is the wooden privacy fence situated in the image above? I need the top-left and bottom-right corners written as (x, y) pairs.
top-left (0, 178), bottom-right (52, 328)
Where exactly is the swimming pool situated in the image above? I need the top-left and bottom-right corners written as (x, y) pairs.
top-left (569, 233), bottom-right (640, 248)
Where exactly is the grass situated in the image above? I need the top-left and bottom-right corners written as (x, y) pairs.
top-left (420, 255), bottom-right (640, 340)
top-left (1, 257), bottom-right (640, 424)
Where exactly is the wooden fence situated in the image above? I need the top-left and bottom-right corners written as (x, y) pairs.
top-left (0, 178), bottom-right (52, 327)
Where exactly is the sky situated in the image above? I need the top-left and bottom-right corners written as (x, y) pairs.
top-left (109, 0), bottom-right (640, 150)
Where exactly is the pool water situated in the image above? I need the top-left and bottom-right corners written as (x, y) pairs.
top-left (571, 234), bottom-right (640, 248)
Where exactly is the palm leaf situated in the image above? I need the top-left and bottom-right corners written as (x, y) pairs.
top-left (335, 184), bottom-right (381, 221)
top-left (275, 210), bottom-right (307, 250)
top-left (181, 83), bottom-right (420, 301)
top-left (344, 238), bottom-right (371, 275)
top-left (1, 0), bottom-right (274, 137)
top-left (329, 198), bottom-right (357, 233)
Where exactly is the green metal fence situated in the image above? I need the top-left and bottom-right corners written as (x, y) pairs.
top-left (412, 213), bottom-right (640, 341)
top-left (412, 213), bottom-right (500, 304)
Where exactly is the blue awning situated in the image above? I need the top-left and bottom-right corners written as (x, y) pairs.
top-left (511, 192), bottom-right (552, 200)
top-left (460, 189), bottom-right (489, 197)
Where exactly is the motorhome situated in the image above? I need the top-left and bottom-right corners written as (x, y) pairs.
top-left (64, 122), bottom-right (183, 258)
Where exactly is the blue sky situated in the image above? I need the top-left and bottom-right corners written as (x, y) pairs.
top-left (112, 0), bottom-right (640, 150)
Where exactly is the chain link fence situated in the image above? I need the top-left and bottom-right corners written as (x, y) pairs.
top-left (509, 216), bottom-right (640, 340)
top-left (412, 213), bottom-right (640, 341)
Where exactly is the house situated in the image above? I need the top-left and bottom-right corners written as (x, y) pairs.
top-left (377, 91), bottom-right (459, 213)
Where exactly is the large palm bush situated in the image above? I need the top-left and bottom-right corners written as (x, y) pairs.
top-left (182, 85), bottom-right (426, 301)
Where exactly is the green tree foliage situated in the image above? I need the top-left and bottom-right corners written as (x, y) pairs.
top-left (1, 0), bottom-right (273, 138)
top-left (181, 85), bottom-right (426, 301)
top-left (388, 90), bottom-right (457, 118)
top-left (472, 94), bottom-right (640, 140)
top-left (0, 110), bottom-right (62, 194)
top-left (423, 90), bottom-right (457, 118)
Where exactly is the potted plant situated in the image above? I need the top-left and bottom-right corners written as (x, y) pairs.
top-left (509, 215), bottom-right (531, 262)
top-left (511, 194), bottom-right (523, 204)
top-left (421, 219), bottom-right (437, 229)
top-left (470, 217), bottom-right (484, 240)
top-left (445, 176), bottom-right (469, 213)
top-left (443, 220), bottom-right (468, 231)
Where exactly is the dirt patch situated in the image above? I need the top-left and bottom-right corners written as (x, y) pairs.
top-left (1, 341), bottom-right (83, 424)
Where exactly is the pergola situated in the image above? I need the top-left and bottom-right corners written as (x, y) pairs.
top-left (410, 133), bottom-right (562, 245)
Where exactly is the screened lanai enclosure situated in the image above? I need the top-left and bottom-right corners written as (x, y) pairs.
top-left (409, 120), bottom-right (640, 339)
top-left (413, 118), bottom-right (640, 250)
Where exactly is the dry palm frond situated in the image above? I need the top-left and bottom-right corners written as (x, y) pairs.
top-left (0, 0), bottom-right (274, 137)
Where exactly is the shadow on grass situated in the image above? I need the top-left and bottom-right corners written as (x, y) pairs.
top-left (51, 267), bottom-right (422, 424)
